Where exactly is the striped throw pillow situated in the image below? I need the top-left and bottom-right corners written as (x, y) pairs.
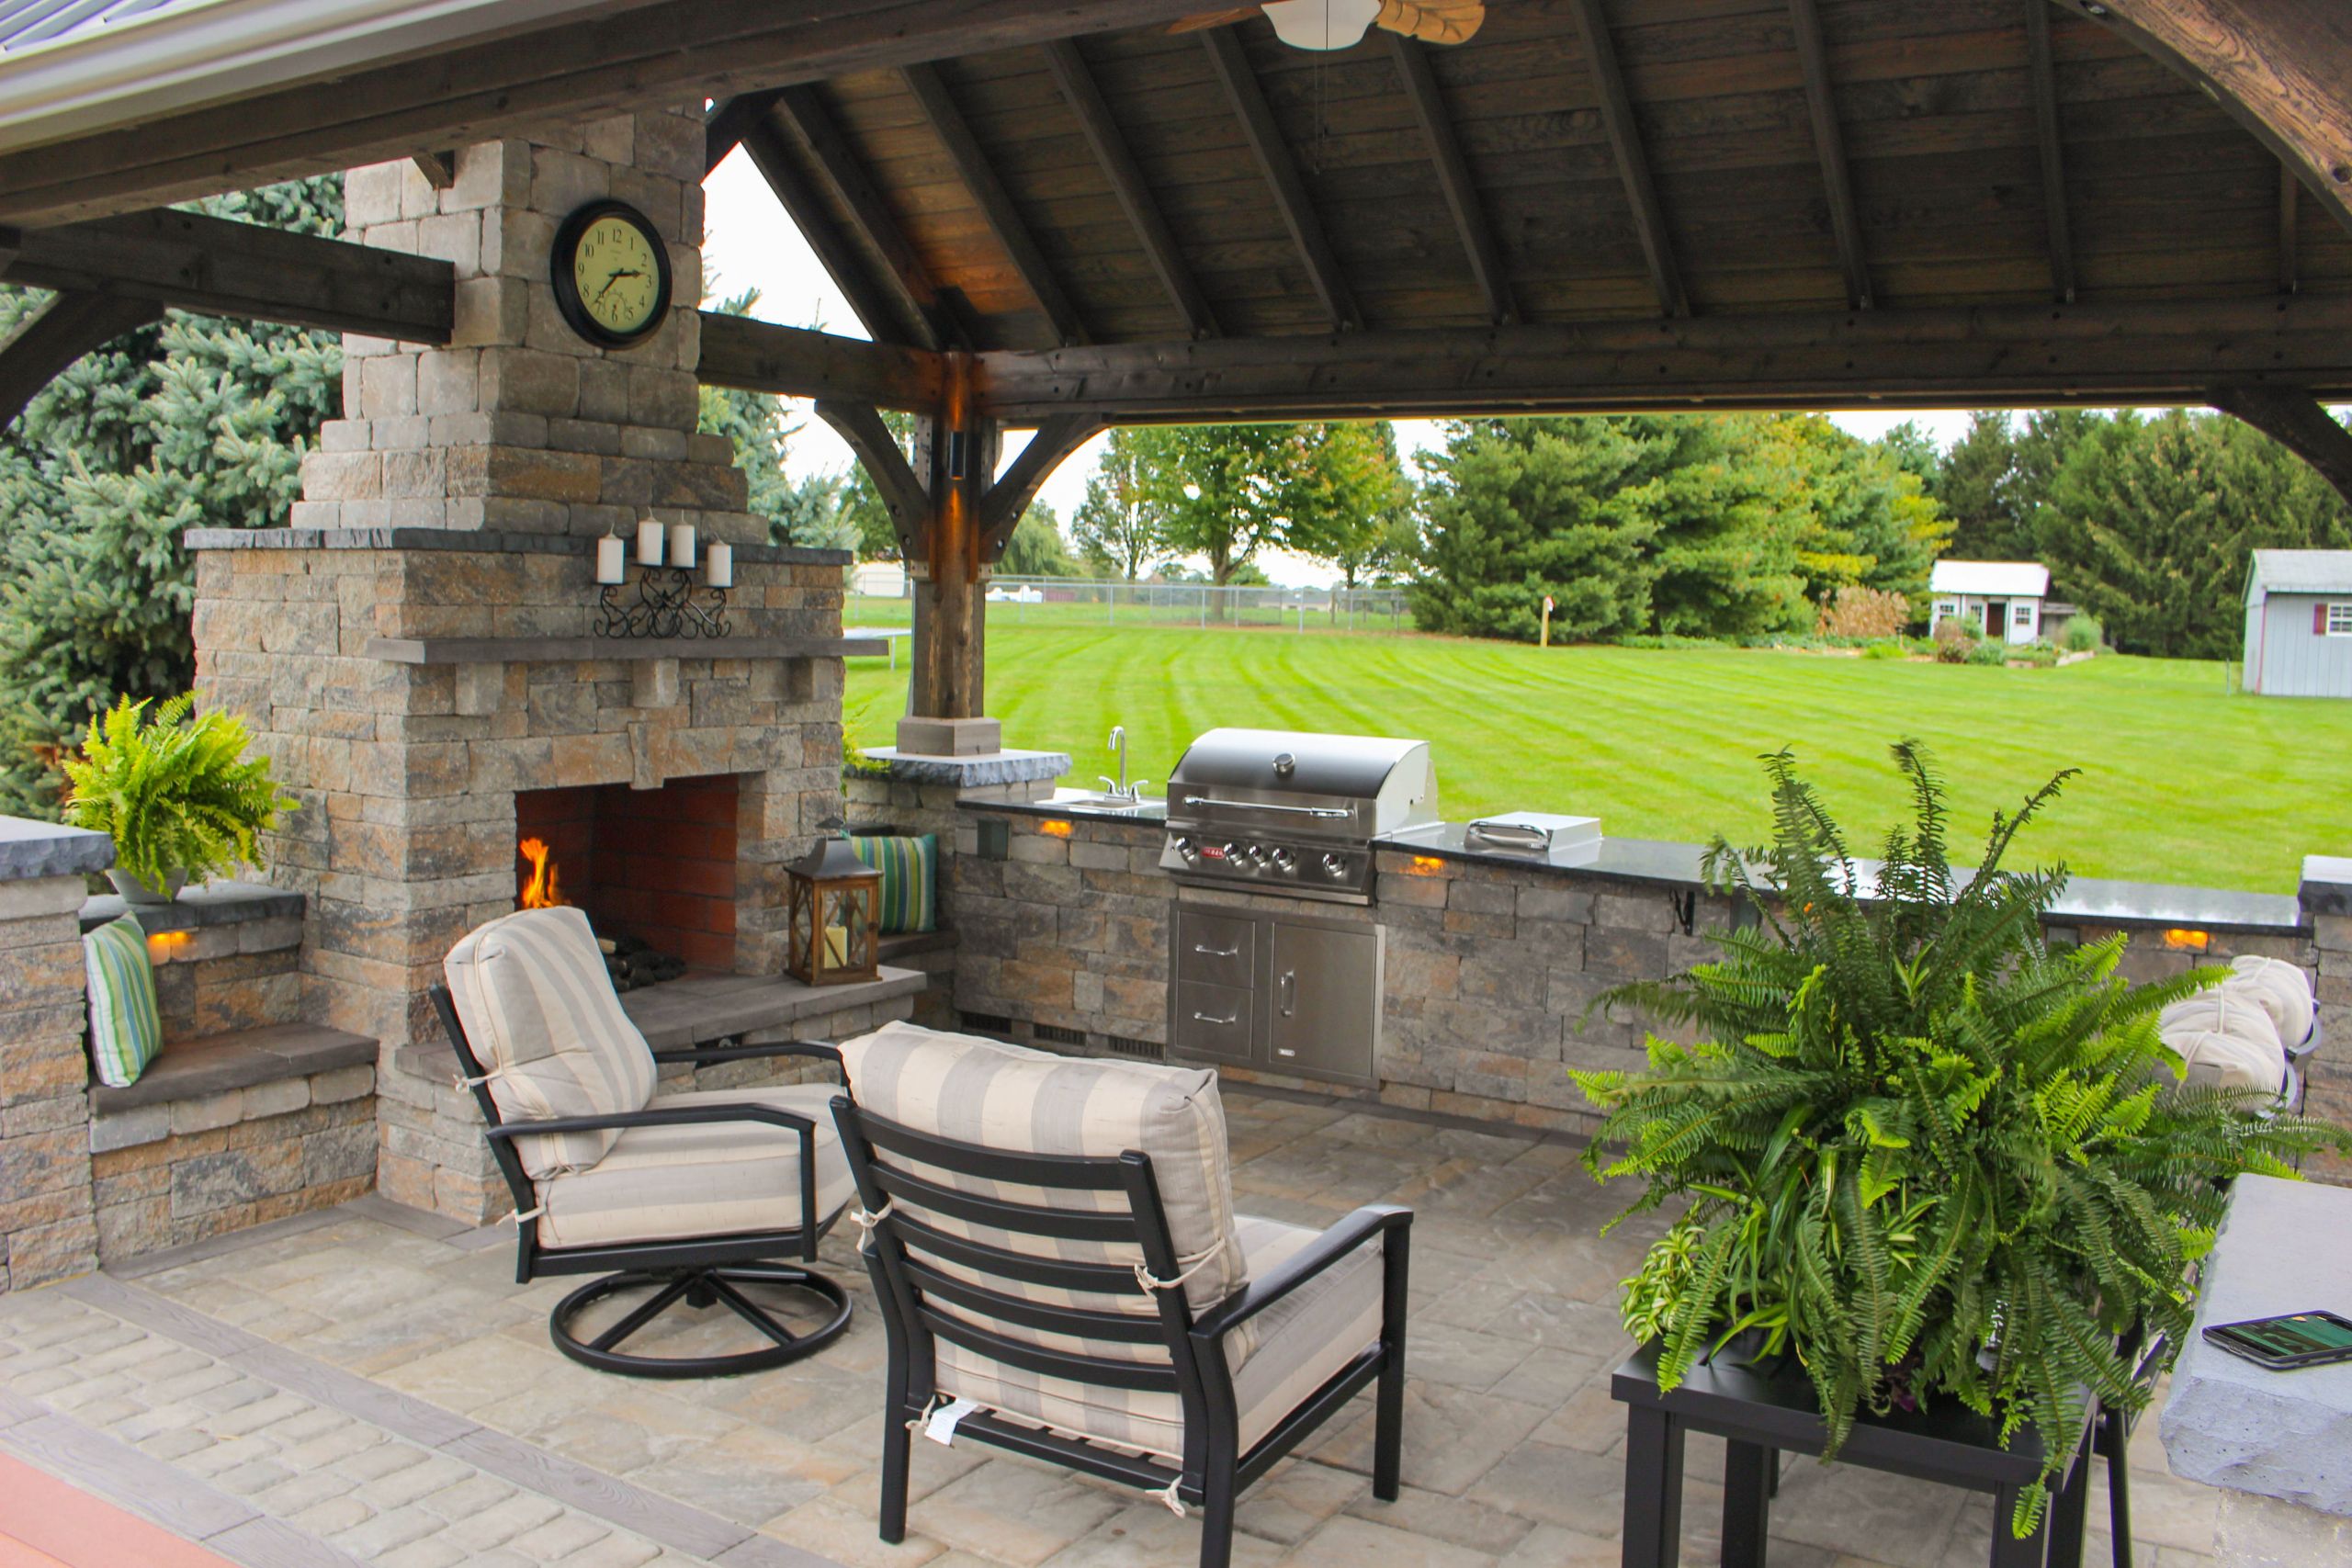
top-left (85, 914), bottom-right (164, 1089)
top-left (847, 833), bottom-right (937, 934)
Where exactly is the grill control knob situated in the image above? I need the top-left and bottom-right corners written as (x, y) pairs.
top-left (1321, 852), bottom-right (1347, 878)
top-left (1245, 843), bottom-right (1269, 867)
top-left (1170, 835), bottom-right (1197, 862)
top-left (1220, 841), bottom-right (1242, 863)
top-left (1270, 847), bottom-right (1296, 873)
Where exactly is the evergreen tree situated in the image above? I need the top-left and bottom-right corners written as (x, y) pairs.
top-left (695, 289), bottom-right (862, 552)
top-left (1932, 411), bottom-right (2017, 558)
top-left (0, 177), bottom-right (344, 816)
top-left (2036, 409), bottom-right (2351, 658)
top-left (1758, 414), bottom-right (1950, 606)
top-left (1619, 415), bottom-right (1808, 637)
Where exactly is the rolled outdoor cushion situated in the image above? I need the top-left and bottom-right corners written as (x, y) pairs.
top-left (2163, 1026), bottom-right (2289, 1098)
top-left (2159, 990), bottom-right (2283, 1054)
top-left (2222, 954), bottom-right (2315, 1047)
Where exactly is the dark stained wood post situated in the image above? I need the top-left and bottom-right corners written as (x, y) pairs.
top-left (908, 353), bottom-right (998, 726)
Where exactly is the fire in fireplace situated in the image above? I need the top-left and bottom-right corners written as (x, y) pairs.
top-left (513, 775), bottom-right (741, 987)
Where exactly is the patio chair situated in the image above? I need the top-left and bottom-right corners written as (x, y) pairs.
top-left (830, 1021), bottom-right (1412, 1568)
top-left (433, 905), bottom-right (853, 1377)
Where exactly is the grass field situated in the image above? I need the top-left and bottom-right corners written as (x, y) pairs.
top-left (842, 623), bottom-right (2352, 895)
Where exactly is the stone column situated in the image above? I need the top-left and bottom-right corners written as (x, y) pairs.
top-left (0, 818), bottom-right (112, 1293)
top-left (2304, 855), bottom-right (2351, 1181)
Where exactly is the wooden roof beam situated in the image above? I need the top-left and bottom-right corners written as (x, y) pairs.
top-left (0, 290), bottom-right (159, 427)
top-left (901, 62), bottom-right (1090, 349)
top-left (772, 85), bottom-right (965, 353)
top-left (1387, 35), bottom-right (1516, 326)
top-left (704, 90), bottom-right (786, 177)
top-left (1044, 39), bottom-right (1219, 341)
top-left (1786, 0), bottom-right (1871, 310)
top-left (2279, 162), bottom-right (2301, 295)
top-left (1569, 0), bottom-right (1688, 319)
top-left (1, 208), bottom-right (451, 341)
top-left (1201, 27), bottom-right (1362, 331)
top-left (734, 114), bottom-right (923, 348)
top-left (696, 312), bottom-right (945, 412)
top-left (2026, 0), bottom-right (2077, 304)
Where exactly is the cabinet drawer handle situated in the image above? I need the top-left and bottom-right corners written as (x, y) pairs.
top-left (1192, 943), bottom-right (1241, 958)
top-left (1191, 1010), bottom-right (1239, 1027)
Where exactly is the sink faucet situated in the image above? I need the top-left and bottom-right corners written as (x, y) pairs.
top-left (1100, 726), bottom-right (1148, 801)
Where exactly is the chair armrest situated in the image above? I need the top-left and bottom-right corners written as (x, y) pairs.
top-left (1189, 1204), bottom-right (1412, 1343)
top-left (484, 1101), bottom-right (817, 1141)
top-left (649, 1038), bottom-right (843, 1080)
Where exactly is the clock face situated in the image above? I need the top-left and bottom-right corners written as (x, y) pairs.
top-left (552, 202), bottom-right (672, 346)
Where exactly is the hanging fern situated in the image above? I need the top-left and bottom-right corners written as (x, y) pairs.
top-left (61, 694), bottom-right (295, 888)
top-left (1577, 740), bottom-right (2341, 1538)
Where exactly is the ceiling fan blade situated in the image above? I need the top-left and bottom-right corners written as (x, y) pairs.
top-left (1374, 0), bottom-right (1485, 45)
top-left (1169, 6), bottom-right (1262, 31)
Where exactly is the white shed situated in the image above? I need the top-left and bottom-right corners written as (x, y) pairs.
top-left (1928, 560), bottom-right (2050, 646)
top-left (2243, 550), bottom-right (2352, 698)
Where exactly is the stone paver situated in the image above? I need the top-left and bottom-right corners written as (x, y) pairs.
top-left (0, 1087), bottom-right (2227, 1568)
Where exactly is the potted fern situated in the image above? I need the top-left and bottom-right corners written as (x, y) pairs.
top-left (1574, 741), bottom-right (2339, 1538)
top-left (62, 695), bottom-right (296, 904)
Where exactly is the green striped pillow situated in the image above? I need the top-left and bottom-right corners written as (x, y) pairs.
top-left (85, 914), bottom-right (164, 1089)
top-left (846, 833), bottom-right (937, 935)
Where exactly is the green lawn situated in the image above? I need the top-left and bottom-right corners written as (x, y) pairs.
top-left (842, 626), bottom-right (2352, 894)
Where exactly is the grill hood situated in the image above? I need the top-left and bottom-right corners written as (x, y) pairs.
top-left (1166, 728), bottom-right (1434, 807)
top-left (1160, 728), bottom-right (1439, 903)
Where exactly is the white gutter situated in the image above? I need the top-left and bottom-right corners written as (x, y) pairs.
top-left (0, 0), bottom-right (648, 157)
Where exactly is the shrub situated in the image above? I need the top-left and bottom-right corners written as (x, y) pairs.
top-left (1572, 741), bottom-right (2340, 1538)
top-left (1965, 640), bottom-right (2011, 667)
top-left (1860, 640), bottom-right (1908, 660)
top-left (62, 695), bottom-right (296, 890)
top-left (1816, 585), bottom-right (1912, 639)
top-left (2061, 615), bottom-right (2103, 653)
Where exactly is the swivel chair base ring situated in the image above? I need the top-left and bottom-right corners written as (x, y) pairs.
top-left (548, 1263), bottom-right (852, 1378)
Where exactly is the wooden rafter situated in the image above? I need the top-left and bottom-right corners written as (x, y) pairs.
top-left (1387, 35), bottom-right (1516, 325)
top-left (816, 400), bottom-right (930, 560)
top-left (1786, 0), bottom-right (1871, 310)
top-left (2025, 0), bottom-right (2078, 304)
top-left (704, 90), bottom-right (786, 176)
top-left (0, 290), bottom-right (160, 426)
top-left (901, 62), bottom-right (1089, 349)
top-left (2279, 162), bottom-right (2301, 294)
top-left (973, 296), bottom-right (2352, 422)
top-left (772, 85), bottom-right (964, 353)
top-left (1568, 0), bottom-right (1688, 319)
top-left (1, 209), bottom-right (451, 342)
top-left (979, 415), bottom-right (1107, 560)
top-left (697, 312), bottom-right (945, 410)
top-left (735, 115), bottom-right (916, 347)
top-left (411, 151), bottom-right (457, 189)
top-left (2210, 384), bottom-right (2352, 507)
top-left (1044, 39), bottom-right (1219, 340)
top-left (1201, 27), bottom-right (1362, 331)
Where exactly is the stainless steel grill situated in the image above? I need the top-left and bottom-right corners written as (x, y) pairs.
top-left (1159, 728), bottom-right (1438, 904)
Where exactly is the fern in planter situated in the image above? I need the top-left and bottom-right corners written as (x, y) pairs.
top-left (62, 694), bottom-right (295, 897)
top-left (1573, 741), bottom-right (2340, 1537)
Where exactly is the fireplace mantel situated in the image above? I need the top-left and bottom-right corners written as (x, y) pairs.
top-left (362, 635), bottom-right (887, 665)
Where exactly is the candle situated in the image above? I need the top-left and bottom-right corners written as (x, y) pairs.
top-left (705, 541), bottom-right (732, 589)
top-left (823, 924), bottom-right (847, 966)
top-left (594, 534), bottom-right (627, 585)
top-left (636, 517), bottom-right (664, 567)
top-left (668, 522), bottom-right (697, 570)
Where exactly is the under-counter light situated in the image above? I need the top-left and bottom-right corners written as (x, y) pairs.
top-left (1040, 819), bottom-right (1073, 839)
top-left (2164, 928), bottom-right (2211, 952)
top-left (1407, 855), bottom-right (1446, 875)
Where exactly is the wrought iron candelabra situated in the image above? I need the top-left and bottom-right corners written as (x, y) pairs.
top-left (594, 565), bottom-right (730, 639)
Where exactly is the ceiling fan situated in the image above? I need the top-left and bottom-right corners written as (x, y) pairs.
top-left (1172, 0), bottom-right (1486, 51)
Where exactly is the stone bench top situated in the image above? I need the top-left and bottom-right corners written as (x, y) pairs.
top-left (617, 965), bottom-right (928, 1052)
top-left (89, 1022), bottom-right (379, 1115)
top-left (2160, 1173), bottom-right (2352, 1515)
top-left (80, 879), bottom-right (302, 935)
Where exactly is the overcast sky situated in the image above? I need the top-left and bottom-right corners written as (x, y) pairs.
top-left (703, 149), bottom-right (1997, 585)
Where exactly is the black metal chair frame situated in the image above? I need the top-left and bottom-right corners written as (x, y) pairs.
top-left (430, 983), bottom-right (854, 1379)
top-left (831, 1094), bottom-right (1412, 1568)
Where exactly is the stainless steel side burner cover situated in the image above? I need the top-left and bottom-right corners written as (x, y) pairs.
top-left (1159, 728), bottom-right (1438, 904)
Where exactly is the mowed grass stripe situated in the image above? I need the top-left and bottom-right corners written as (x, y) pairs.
top-left (843, 629), bottom-right (2352, 892)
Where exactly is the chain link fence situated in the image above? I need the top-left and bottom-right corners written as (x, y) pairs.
top-left (843, 577), bottom-right (1413, 634)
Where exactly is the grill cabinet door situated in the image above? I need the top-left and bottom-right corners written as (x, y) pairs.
top-left (1266, 922), bottom-right (1378, 1084)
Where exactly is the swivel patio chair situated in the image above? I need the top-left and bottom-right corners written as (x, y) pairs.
top-left (830, 1021), bottom-right (1412, 1568)
top-left (434, 905), bottom-right (853, 1377)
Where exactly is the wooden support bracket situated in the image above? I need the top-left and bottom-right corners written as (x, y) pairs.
top-left (0, 290), bottom-right (163, 426)
top-left (978, 415), bottom-right (1106, 561)
top-left (412, 151), bottom-right (458, 189)
top-left (2210, 384), bottom-right (2352, 508)
top-left (817, 400), bottom-right (930, 559)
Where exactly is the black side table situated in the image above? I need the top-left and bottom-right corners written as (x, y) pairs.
top-left (1611, 1342), bottom-right (2095, 1568)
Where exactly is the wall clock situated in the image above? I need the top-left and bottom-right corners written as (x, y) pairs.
top-left (550, 199), bottom-right (673, 348)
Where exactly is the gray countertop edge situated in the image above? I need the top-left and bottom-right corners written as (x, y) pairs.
top-left (0, 816), bottom-right (114, 882)
top-left (184, 526), bottom-right (851, 567)
top-left (80, 879), bottom-right (303, 935)
top-left (863, 750), bottom-right (1073, 787)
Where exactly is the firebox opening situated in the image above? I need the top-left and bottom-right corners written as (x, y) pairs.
top-left (514, 775), bottom-right (740, 984)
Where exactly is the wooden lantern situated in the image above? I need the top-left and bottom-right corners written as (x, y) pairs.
top-left (786, 839), bottom-right (882, 986)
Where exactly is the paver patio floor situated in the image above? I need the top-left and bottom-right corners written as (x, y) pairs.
top-left (0, 1085), bottom-right (2216, 1567)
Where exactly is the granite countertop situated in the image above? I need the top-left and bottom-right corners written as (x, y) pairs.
top-left (960, 788), bottom-right (1168, 824)
top-left (2161, 1174), bottom-right (2352, 1515)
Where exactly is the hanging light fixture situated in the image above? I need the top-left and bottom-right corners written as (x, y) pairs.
top-left (1261, 0), bottom-right (1381, 50)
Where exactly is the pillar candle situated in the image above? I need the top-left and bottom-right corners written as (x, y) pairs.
top-left (669, 522), bottom-right (697, 570)
top-left (823, 925), bottom-right (847, 966)
top-left (594, 534), bottom-right (627, 584)
top-left (636, 516), bottom-right (664, 566)
top-left (705, 541), bottom-right (732, 589)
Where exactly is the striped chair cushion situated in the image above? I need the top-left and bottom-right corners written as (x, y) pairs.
top-left (847, 833), bottom-right (937, 934)
top-left (535, 1084), bottom-right (854, 1249)
top-left (933, 1213), bottom-right (1385, 1462)
top-left (84, 914), bottom-right (163, 1089)
top-left (443, 906), bottom-right (657, 1179)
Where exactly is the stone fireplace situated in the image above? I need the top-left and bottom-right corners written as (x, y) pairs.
top-left (185, 107), bottom-right (875, 1222)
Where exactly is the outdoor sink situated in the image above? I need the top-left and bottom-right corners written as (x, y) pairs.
top-left (1059, 792), bottom-right (1161, 813)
